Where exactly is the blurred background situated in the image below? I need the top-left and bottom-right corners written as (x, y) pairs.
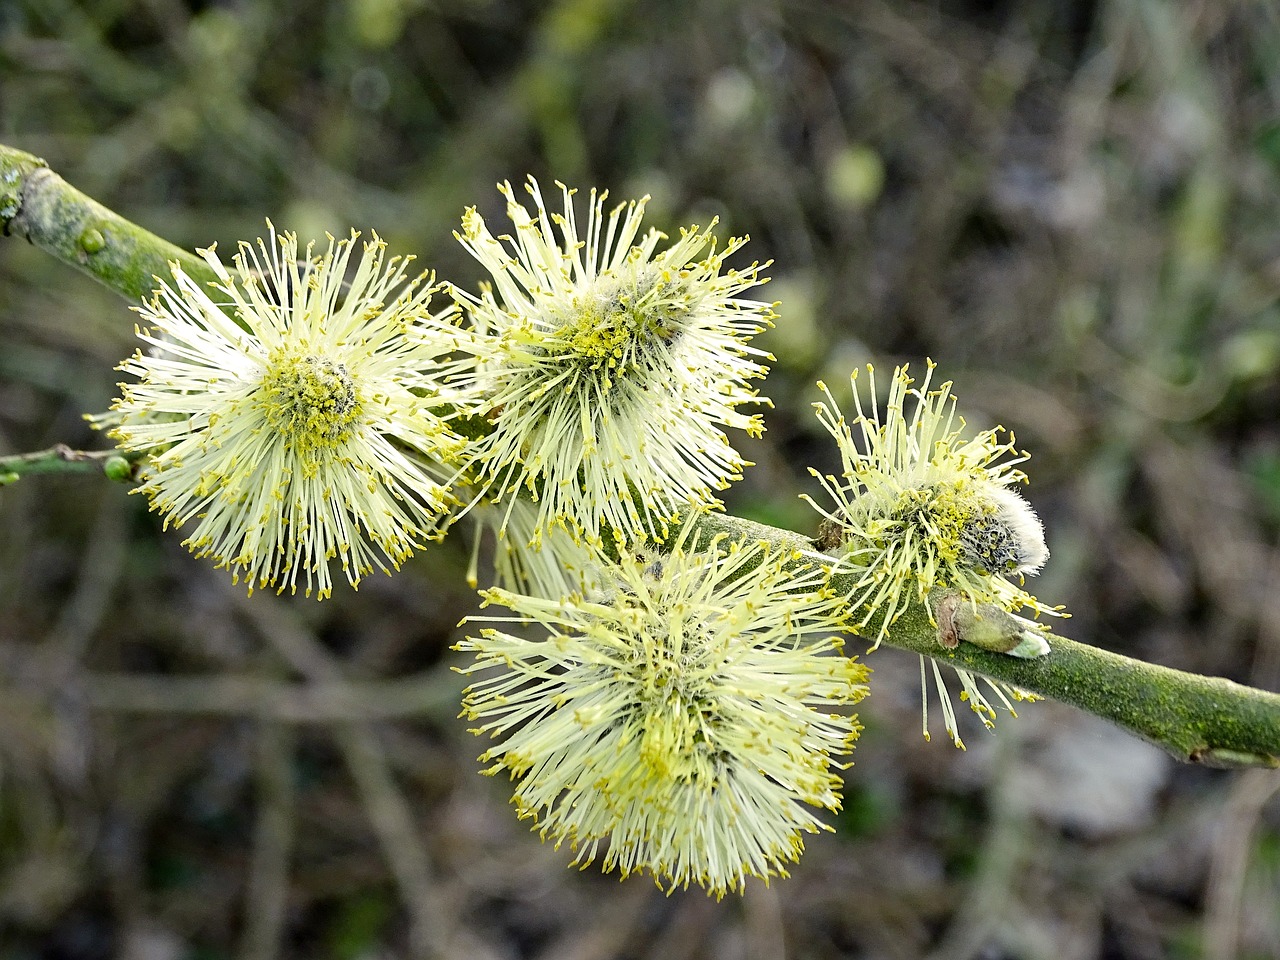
top-left (2, 1), bottom-right (1280, 958)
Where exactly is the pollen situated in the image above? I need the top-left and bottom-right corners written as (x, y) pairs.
top-left (258, 352), bottom-right (362, 452)
top-left (551, 273), bottom-right (680, 373)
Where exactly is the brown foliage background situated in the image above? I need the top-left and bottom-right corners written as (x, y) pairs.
top-left (2, 1), bottom-right (1279, 958)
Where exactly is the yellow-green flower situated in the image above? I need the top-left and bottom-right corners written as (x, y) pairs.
top-left (452, 178), bottom-right (774, 547)
top-left (108, 225), bottom-right (471, 598)
top-left (805, 361), bottom-right (1059, 746)
top-left (920, 657), bottom-right (1040, 749)
top-left (806, 361), bottom-right (1053, 646)
top-left (465, 498), bottom-right (604, 599)
top-left (456, 520), bottom-right (868, 897)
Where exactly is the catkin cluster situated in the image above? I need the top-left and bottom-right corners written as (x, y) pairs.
top-left (101, 179), bottom-right (1059, 894)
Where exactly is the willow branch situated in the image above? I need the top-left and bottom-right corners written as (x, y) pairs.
top-left (688, 512), bottom-right (1280, 769)
top-left (0, 444), bottom-right (142, 483)
top-left (3, 141), bottom-right (1277, 769)
top-left (0, 143), bottom-right (215, 301)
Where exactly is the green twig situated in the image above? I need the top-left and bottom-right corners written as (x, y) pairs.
top-left (688, 511), bottom-right (1280, 768)
top-left (877, 598), bottom-right (1280, 768)
top-left (3, 140), bottom-right (1278, 769)
top-left (0, 444), bottom-right (141, 484)
top-left (1, 143), bottom-right (214, 301)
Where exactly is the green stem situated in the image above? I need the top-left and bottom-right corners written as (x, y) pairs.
top-left (3, 142), bottom-right (1277, 769)
top-left (1, 144), bottom-right (215, 301)
top-left (876, 599), bottom-right (1280, 768)
top-left (0, 444), bottom-right (142, 483)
